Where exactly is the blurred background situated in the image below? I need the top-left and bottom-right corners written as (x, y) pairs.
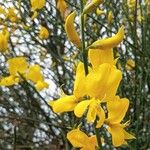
top-left (0, 0), bottom-right (150, 149)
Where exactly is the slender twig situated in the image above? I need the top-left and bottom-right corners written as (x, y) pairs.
top-left (94, 121), bottom-right (103, 150)
top-left (80, 0), bottom-right (88, 75)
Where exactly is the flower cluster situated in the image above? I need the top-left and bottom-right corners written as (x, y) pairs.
top-left (49, 26), bottom-right (135, 148)
top-left (49, 0), bottom-right (135, 148)
top-left (0, 57), bottom-right (48, 91)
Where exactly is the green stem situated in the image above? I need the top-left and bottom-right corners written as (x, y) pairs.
top-left (94, 124), bottom-right (103, 150)
top-left (80, 0), bottom-right (88, 75)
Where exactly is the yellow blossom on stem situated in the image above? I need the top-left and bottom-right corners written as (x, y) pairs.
top-left (26, 64), bottom-right (48, 90)
top-left (0, 28), bottom-right (9, 52)
top-left (67, 129), bottom-right (99, 150)
top-left (56, 0), bottom-right (67, 18)
top-left (49, 62), bottom-right (86, 113)
top-left (7, 57), bottom-right (29, 76)
top-left (106, 96), bottom-right (135, 147)
top-left (26, 64), bottom-right (44, 83)
top-left (39, 26), bottom-right (49, 40)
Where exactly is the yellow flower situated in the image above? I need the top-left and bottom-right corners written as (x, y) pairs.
top-left (30, 0), bottom-right (45, 11)
top-left (7, 8), bottom-right (19, 22)
top-left (125, 59), bottom-right (135, 71)
top-left (106, 96), bottom-right (135, 147)
top-left (108, 11), bottom-right (113, 24)
top-left (25, 64), bottom-right (48, 90)
top-left (26, 64), bottom-right (44, 83)
top-left (49, 62), bottom-right (86, 113)
top-left (74, 98), bottom-right (105, 128)
top-left (56, 0), bottom-right (67, 18)
top-left (67, 129), bottom-right (98, 150)
top-left (50, 62), bottom-right (86, 111)
top-left (39, 26), bottom-right (49, 39)
top-left (89, 26), bottom-right (124, 50)
top-left (50, 61), bottom-right (122, 125)
top-left (65, 11), bottom-right (81, 48)
top-left (7, 57), bottom-right (29, 76)
top-left (73, 63), bottom-right (122, 127)
top-left (0, 28), bottom-right (9, 52)
top-left (0, 75), bottom-right (19, 86)
top-left (35, 80), bottom-right (49, 91)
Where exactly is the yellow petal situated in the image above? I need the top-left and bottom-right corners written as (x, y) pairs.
top-left (90, 26), bottom-right (124, 50)
top-left (108, 124), bottom-right (125, 147)
top-left (105, 67), bottom-right (122, 101)
top-left (0, 75), bottom-right (19, 86)
top-left (8, 57), bottom-right (29, 76)
top-left (86, 63), bottom-right (111, 99)
top-left (88, 135), bottom-right (97, 146)
top-left (0, 28), bottom-right (9, 52)
top-left (30, 0), bottom-right (45, 10)
top-left (73, 62), bottom-right (86, 98)
top-left (96, 106), bottom-right (105, 128)
top-left (74, 100), bottom-right (92, 118)
top-left (26, 64), bottom-right (43, 83)
top-left (83, 0), bottom-right (103, 14)
top-left (88, 48), bottom-right (114, 68)
top-left (124, 130), bottom-right (136, 140)
top-left (86, 100), bottom-right (97, 123)
top-left (107, 96), bottom-right (129, 124)
top-left (65, 11), bottom-right (81, 48)
top-left (35, 81), bottom-right (49, 91)
top-left (52, 95), bottom-right (77, 113)
top-left (48, 101), bottom-right (54, 107)
top-left (67, 129), bottom-right (88, 148)
top-left (57, 0), bottom-right (67, 18)
top-left (81, 146), bottom-right (96, 150)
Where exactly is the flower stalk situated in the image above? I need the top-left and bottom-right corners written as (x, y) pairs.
top-left (80, 0), bottom-right (89, 75)
top-left (94, 120), bottom-right (103, 150)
